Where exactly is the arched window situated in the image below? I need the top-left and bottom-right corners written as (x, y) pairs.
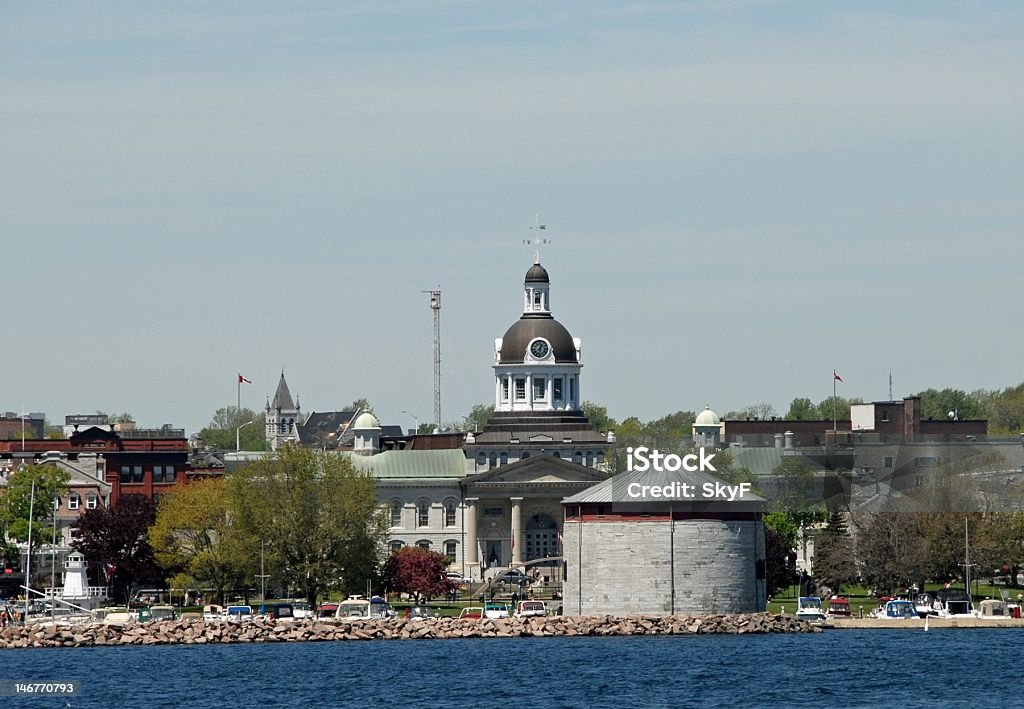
top-left (391, 500), bottom-right (403, 528)
top-left (499, 452), bottom-right (508, 465)
top-left (488, 452), bottom-right (497, 467)
top-left (521, 451), bottom-right (530, 460)
top-left (417, 540), bottom-right (431, 551)
top-left (552, 451), bottom-right (561, 459)
top-left (573, 451), bottom-right (583, 465)
top-left (476, 452), bottom-right (486, 467)
top-left (444, 500), bottom-right (457, 528)
top-left (586, 452), bottom-right (594, 467)
top-left (417, 500), bottom-right (430, 528)
top-left (390, 541), bottom-right (404, 554)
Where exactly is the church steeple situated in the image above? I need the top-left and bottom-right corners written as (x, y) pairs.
top-left (266, 370), bottom-right (300, 450)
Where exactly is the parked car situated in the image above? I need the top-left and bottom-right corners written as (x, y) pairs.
top-left (484, 602), bottom-right (510, 619)
top-left (514, 600), bottom-right (546, 618)
top-left (446, 572), bottom-right (474, 584)
top-left (496, 570), bottom-right (532, 587)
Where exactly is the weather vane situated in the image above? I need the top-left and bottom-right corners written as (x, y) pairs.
top-left (523, 215), bottom-right (551, 263)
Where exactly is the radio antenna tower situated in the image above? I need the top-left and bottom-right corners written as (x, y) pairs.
top-left (423, 289), bottom-right (442, 431)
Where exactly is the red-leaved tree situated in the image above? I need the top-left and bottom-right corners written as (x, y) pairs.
top-left (383, 547), bottom-right (455, 605)
top-left (74, 494), bottom-right (161, 603)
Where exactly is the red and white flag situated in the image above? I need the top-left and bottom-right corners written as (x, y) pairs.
top-left (238, 374), bottom-right (252, 384)
top-left (834, 370), bottom-right (843, 383)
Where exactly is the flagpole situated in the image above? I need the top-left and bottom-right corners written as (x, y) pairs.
top-left (237, 373), bottom-right (241, 417)
top-left (833, 371), bottom-right (837, 432)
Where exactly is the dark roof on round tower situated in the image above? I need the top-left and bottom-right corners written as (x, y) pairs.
top-left (525, 262), bottom-right (549, 284)
top-left (499, 317), bottom-right (577, 363)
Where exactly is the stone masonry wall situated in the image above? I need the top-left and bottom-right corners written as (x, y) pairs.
top-left (564, 519), bottom-right (765, 616)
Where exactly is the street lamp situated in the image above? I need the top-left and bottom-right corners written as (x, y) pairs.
top-left (236, 420), bottom-right (255, 452)
top-left (401, 410), bottom-right (419, 435)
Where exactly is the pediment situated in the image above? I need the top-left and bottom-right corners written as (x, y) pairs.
top-left (528, 434), bottom-right (554, 442)
top-left (465, 453), bottom-right (608, 485)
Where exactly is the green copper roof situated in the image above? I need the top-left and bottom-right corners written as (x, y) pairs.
top-left (342, 449), bottom-right (466, 480)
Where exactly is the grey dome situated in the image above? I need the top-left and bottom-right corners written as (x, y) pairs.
top-left (525, 263), bottom-right (549, 284)
top-left (499, 317), bottom-right (577, 363)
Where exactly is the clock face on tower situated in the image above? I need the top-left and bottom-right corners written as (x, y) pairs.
top-left (529, 339), bottom-right (550, 359)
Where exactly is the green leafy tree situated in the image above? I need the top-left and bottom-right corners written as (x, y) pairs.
top-left (0, 464), bottom-right (69, 547)
top-left (465, 404), bottom-right (495, 432)
top-left (581, 401), bottom-right (616, 434)
top-left (914, 387), bottom-right (983, 422)
top-left (382, 547), bottom-right (455, 605)
top-left (785, 398), bottom-right (818, 420)
top-left (347, 399), bottom-right (374, 415)
top-left (199, 407), bottom-right (267, 451)
top-left (150, 478), bottom-right (253, 604)
top-left (855, 503), bottom-right (927, 595)
top-left (226, 446), bottom-right (388, 607)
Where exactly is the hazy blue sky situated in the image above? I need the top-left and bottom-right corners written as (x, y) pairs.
top-left (3, 1), bottom-right (1022, 435)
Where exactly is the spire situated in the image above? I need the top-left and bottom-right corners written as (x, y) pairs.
top-left (271, 371), bottom-right (296, 411)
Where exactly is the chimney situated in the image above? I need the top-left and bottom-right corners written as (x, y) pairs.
top-left (774, 433), bottom-right (783, 449)
top-left (784, 431), bottom-right (794, 449)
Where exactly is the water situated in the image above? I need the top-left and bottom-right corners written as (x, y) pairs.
top-left (0, 629), bottom-right (1016, 708)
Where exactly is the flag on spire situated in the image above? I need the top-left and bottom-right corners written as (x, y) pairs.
top-left (238, 374), bottom-right (252, 384)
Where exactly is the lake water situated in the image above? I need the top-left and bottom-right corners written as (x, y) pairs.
top-left (0, 629), bottom-right (1016, 708)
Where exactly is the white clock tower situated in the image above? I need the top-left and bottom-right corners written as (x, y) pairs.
top-left (493, 258), bottom-right (582, 413)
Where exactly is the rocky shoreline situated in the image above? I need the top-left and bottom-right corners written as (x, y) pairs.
top-left (0, 612), bottom-right (818, 649)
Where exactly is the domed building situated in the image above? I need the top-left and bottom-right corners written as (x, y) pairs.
top-left (692, 405), bottom-right (723, 448)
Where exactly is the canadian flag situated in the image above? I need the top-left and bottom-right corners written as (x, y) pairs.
top-left (834, 370), bottom-right (843, 383)
top-left (238, 374), bottom-right (252, 384)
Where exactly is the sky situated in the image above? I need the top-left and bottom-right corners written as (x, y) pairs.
top-left (2, 1), bottom-right (1022, 436)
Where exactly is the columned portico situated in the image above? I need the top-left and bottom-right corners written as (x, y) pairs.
top-left (511, 497), bottom-right (524, 566)
top-left (464, 497), bottom-right (479, 569)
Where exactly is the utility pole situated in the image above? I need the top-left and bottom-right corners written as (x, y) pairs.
top-left (424, 289), bottom-right (442, 431)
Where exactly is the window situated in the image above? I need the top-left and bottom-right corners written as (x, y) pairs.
top-left (881, 411), bottom-right (890, 422)
top-left (515, 378), bottom-right (526, 400)
top-left (132, 465), bottom-right (143, 483)
top-left (391, 500), bottom-right (403, 527)
top-left (484, 507), bottom-right (504, 517)
top-left (390, 541), bottom-right (403, 554)
top-left (521, 452), bottom-right (530, 459)
top-left (444, 541), bottom-right (457, 563)
top-left (153, 465), bottom-right (164, 483)
top-left (569, 377), bottom-right (576, 401)
top-left (444, 500), bottom-right (457, 527)
top-left (488, 452), bottom-right (497, 467)
top-left (586, 452), bottom-right (594, 467)
top-left (68, 494), bottom-right (80, 510)
top-left (533, 376), bottom-right (546, 400)
top-left (553, 378), bottom-right (563, 400)
top-left (502, 378), bottom-right (510, 401)
top-left (165, 465), bottom-right (176, 484)
top-left (417, 500), bottom-right (430, 528)
top-left (884, 456), bottom-right (894, 468)
top-left (417, 540), bottom-right (431, 551)
top-left (573, 451), bottom-right (583, 464)
top-left (499, 452), bottom-right (508, 465)
top-left (86, 494), bottom-right (98, 510)
top-left (120, 466), bottom-right (131, 484)
top-left (533, 291), bottom-right (542, 307)
top-left (553, 451), bottom-right (561, 459)
top-left (476, 452), bottom-right (486, 467)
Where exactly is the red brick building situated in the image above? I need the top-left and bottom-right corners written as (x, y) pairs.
top-left (0, 425), bottom-right (189, 505)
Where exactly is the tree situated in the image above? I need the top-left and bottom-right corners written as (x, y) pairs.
top-left (769, 457), bottom-right (823, 528)
top-left (581, 401), bottom-right (616, 434)
top-left (0, 464), bottom-right (69, 547)
top-left (465, 404), bottom-right (495, 432)
top-left (347, 398), bottom-right (374, 415)
top-left (811, 509), bottom-right (858, 594)
top-left (382, 547), bottom-right (455, 605)
top-left (150, 478), bottom-right (252, 604)
top-left (226, 446), bottom-right (388, 606)
top-left (855, 503), bottom-right (926, 595)
top-left (914, 387), bottom-right (983, 422)
top-left (74, 494), bottom-right (160, 603)
top-left (785, 398), bottom-right (818, 420)
top-left (198, 406), bottom-right (267, 451)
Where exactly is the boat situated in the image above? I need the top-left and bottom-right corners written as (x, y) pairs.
top-left (933, 588), bottom-right (974, 618)
top-left (826, 596), bottom-right (851, 618)
top-left (872, 599), bottom-right (917, 619)
top-left (914, 592), bottom-right (939, 618)
top-left (977, 599), bottom-right (1007, 618)
top-left (795, 597), bottom-right (827, 622)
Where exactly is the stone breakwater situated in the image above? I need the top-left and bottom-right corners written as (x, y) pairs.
top-left (0, 613), bottom-right (818, 649)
